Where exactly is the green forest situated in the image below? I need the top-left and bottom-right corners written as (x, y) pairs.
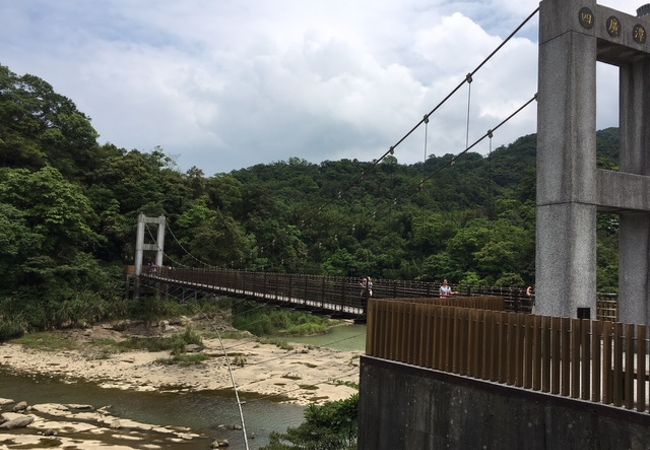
top-left (0, 64), bottom-right (621, 336)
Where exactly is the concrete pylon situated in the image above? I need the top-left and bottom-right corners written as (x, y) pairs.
top-left (536, 0), bottom-right (650, 323)
top-left (134, 213), bottom-right (167, 276)
top-left (536, 0), bottom-right (598, 318)
top-left (618, 57), bottom-right (650, 325)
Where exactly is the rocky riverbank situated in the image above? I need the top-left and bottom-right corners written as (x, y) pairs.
top-left (0, 398), bottom-right (208, 449)
top-left (0, 319), bottom-right (361, 405)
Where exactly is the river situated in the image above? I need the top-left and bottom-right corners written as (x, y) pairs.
top-left (0, 324), bottom-right (366, 449)
top-left (0, 368), bottom-right (304, 449)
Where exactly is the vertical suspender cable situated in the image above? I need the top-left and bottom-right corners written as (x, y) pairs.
top-left (487, 129), bottom-right (494, 164)
top-left (465, 73), bottom-right (473, 149)
top-left (487, 129), bottom-right (494, 202)
top-left (423, 114), bottom-right (430, 163)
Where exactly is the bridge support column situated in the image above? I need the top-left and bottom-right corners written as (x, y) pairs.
top-left (134, 213), bottom-right (167, 276)
top-left (618, 58), bottom-right (650, 325)
top-left (536, 0), bottom-right (598, 318)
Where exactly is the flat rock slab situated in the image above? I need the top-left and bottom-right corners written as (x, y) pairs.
top-left (0, 415), bottom-right (34, 429)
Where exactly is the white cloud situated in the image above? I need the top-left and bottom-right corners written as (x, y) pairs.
top-left (0, 0), bottom-right (631, 173)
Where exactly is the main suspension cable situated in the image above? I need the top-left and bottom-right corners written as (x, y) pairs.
top-left (309, 6), bottom-right (539, 220)
top-left (375, 6), bottom-right (539, 165)
top-left (385, 93), bottom-right (537, 214)
top-left (144, 224), bottom-right (189, 267)
top-left (165, 223), bottom-right (221, 269)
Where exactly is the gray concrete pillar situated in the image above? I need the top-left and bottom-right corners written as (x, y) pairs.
top-left (156, 215), bottom-right (166, 267)
top-left (536, 0), bottom-right (598, 317)
top-left (618, 213), bottom-right (650, 324)
top-left (135, 213), bottom-right (145, 276)
top-left (618, 58), bottom-right (650, 325)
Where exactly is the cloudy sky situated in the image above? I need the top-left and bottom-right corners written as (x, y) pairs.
top-left (0, 0), bottom-right (642, 174)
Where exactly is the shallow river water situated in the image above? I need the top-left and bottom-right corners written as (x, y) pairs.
top-left (0, 324), bottom-right (366, 449)
top-left (0, 369), bottom-right (305, 449)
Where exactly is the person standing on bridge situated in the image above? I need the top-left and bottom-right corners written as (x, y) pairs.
top-left (439, 279), bottom-right (453, 298)
top-left (360, 276), bottom-right (373, 311)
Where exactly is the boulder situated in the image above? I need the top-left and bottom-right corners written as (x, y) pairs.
top-left (282, 372), bottom-right (301, 380)
top-left (12, 401), bottom-right (28, 412)
top-left (211, 439), bottom-right (230, 448)
top-left (184, 344), bottom-right (202, 353)
top-left (0, 415), bottom-right (34, 429)
top-left (0, 398), bottom-right (14, 406)
top-left (66, 404), bottom-right (94, 411)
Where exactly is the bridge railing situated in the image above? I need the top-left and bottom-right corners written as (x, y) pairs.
top-left (366, 298), bottom-right (648, 414)
top-left (140, 266), bottom-right (619, 319)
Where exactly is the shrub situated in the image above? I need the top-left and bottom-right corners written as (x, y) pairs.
top-left (262, 394), bottom-right (358, 450)
top-left (0, 316), bottom-right (24, 342)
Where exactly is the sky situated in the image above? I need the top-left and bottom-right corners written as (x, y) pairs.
top-left (0, 0), bottom-right (644, 174)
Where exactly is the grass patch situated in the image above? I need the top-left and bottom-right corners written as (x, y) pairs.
top-left (13, 332), bottom-right (78, 351)
top-left (155, 353), bottom-right (208, 366)
top-left (14, 328), bottom-right (204, 359)
top-left (117, 327), bottom-right (203, 355)
top-left (232, 302), bottom-right (331, 337)
top-left (259, 337), bottom-right (294, 351)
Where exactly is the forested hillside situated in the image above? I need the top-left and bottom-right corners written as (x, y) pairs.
top-left (0, 65), bottom-right (621, 334)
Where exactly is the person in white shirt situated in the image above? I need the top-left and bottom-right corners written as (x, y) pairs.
top-left (439, 279), bottom-right (453, 298)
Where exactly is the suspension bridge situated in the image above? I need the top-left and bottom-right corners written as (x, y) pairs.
top-left (127, 2), bottom-right (650, 448)
top-left (131, 7), bottom-right (543, 317)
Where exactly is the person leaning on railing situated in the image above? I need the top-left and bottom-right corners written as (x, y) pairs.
top-left (439, 279), bottom-right (454, 298)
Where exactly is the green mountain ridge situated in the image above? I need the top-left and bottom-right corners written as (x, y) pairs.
top-left (0, 64), bottom-right (621, 333)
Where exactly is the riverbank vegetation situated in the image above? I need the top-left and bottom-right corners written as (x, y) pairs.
top-left (0, 63), bottom-right (622, 340)
top-left (262, 394), bottom-right (359, 450)
top-left (232, 301), bottom-right (332, 336)
top-left (14, 326), bottom-right (203, 357)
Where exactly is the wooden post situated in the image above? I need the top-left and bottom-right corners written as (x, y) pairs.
top-left (591, 320), bottom-right (602, 403)
top-left (637, 325), bottom-right (647, 412)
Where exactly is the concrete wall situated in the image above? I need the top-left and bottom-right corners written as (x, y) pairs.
top-left (358, 356), bottom-right (650, 450)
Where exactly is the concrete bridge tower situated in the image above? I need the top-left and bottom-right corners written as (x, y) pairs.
top-left (134, 213), bottom-right (166, 276)
top-left (536, 0), bottom-right (650, 324)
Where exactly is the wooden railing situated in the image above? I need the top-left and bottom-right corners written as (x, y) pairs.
top-left (140, 266), bottom-right (619, 320)
top-left (366, 298), bottom-right (649, 413)
top-left (597, 293), bottom-right (618, 322)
